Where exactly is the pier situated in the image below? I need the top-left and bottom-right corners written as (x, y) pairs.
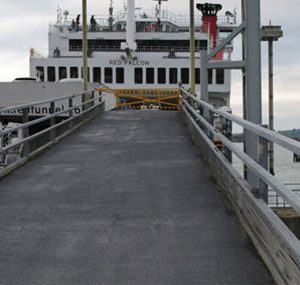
top-left (0, 110), bottom-right (274, 284)
top-left (1, 0), bottom-right (300, 283)
top-left (0, 89), bottom-right (300, 284)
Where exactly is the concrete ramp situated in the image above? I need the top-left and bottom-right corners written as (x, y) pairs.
top-left (0, 111), bottom-right (273, 284)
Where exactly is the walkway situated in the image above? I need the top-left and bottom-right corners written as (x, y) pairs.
top-left (0, 111), bottom-right (273, 284)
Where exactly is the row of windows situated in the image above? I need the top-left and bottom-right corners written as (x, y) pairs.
top-left (35, 66), bottom-right (225, 85)
top-left (69, 39), bottom-right (208, 52)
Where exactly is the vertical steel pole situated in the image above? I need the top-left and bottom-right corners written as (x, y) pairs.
top-left (241, 0), bottom-right (247, 179)
top-left (244, 0), bottom-right (262, 189)
top-left (189, 0), bottom-right (195, 95)
top-left (268, 39), bottom-right (275, 175)
top-left (200, 50), bottom-right (208, 102)
top-left (82, 0), bottom-right (89, 105)
top-left (200, 50), bottom-right (209, 119)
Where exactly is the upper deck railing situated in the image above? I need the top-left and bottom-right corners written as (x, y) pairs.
top-left (53, 8), bottom-right (236, 34)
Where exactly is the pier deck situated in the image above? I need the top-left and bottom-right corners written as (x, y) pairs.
top-left (0, 111), bottom-right (273, 284)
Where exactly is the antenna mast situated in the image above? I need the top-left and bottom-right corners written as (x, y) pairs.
top-left (108, 0), bottom-right (114, 31)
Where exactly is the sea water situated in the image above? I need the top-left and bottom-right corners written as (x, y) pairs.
top-left (232, 143), bottom-right (300, 206)
top-left (232, 143), bottom-right (300, 183)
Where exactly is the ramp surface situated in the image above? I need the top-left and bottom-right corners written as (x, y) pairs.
top-left (0, 111), bottom-right (273, 284)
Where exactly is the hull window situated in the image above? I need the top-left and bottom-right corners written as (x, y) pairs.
top-left (208, 69), bottom-right (213, 84)
top-left (195, 68), bottom-right (200, 84)
top-left (70, 67), bottom-right (78, 78)
top-left (216, 69), bottom-right (224, 84)
top-left (181, 68), bottom-right (189, 84)
top-left (36, 66), bottom-right (44, 82)
top-left (93, 67), bottom-right (101, 83)
top-left (59, 66), bottom-right (67, 80)
top-left (116, 68), bottom-right (124, 84)
top-left (135, 68), bottom-right (143, 84)
top-left (47, 66), bottom-right (56, 82)
top-left (146, 68), bottom-right (154, 84)
top-left (169, 68), bottom-right (177, 84)
top-left (158, 68), bottom-right (166, 84)
top-left (105, 67), bottom-right (113, 83)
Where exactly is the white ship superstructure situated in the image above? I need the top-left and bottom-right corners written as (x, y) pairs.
top-left (29, 0), bottom-right (237, 108)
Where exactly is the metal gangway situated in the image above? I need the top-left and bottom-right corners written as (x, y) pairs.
top-left (0, 87), bottom-right (300, 284)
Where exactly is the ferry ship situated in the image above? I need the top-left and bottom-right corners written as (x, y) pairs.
top-left (28, 0), bottom-right (237, 109)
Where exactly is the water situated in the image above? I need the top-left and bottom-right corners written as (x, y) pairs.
top-left (232, 143), bottom-right (300, 183)
top-left (232, 143), bottom-right (300, 207)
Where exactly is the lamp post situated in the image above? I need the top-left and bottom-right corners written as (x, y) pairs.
top-left (261, 25), bottom-right (283, 175)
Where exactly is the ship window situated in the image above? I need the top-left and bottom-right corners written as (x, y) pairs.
top-left (216, 69), bottom-right (224, 84)
top-left (208, 69), bottom-right (213, 84)
top-left (70, 67), bottom-right (78, 78)
top-left (59, 67), bottom-right (67, 80)
top-left (116, 68), bottom-right (124, 84)
top-left (81, 67), bottom-right (90, 82)
top-left (181, 68), bottom-right (189, 84)
top-left (93, 67), bottom-right (101, 83)
top-left (157, 68), bottom-right (166, 84)
top-left (195, 68), bottom-right (200, 84)
top-left (136, 40), bottom-right (208, 52)
top-left (36, 66), bottom-right (44, 82)
top-left (104, 67), bottom-right (113, 83)
top-left (169, 68), bottom-right (177, 84)
top-left (47, 66), bottom-right (56, 82)
top-left (135, 68), bottom-right (143, 84)
top-left (146, 68), bottom-right (154, 84)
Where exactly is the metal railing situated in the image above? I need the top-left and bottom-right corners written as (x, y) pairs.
top-left (0, 90), bottom-right (104, 172)
top-left (180, 88), bottom-right (300, 284)
top-left (180, 88), bottom-right (300, 215)
top-left (69, 45), bottom-right (203, 53)
top-left (269, 184), bottom-right (300, 209)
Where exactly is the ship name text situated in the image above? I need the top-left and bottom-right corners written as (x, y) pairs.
top-left (109, 59), bottom-right (150, 66)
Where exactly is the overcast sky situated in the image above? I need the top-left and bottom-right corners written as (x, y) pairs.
top-left (0, 0), bottom-right (299, 130)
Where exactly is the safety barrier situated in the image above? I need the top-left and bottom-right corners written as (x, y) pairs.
top-left (0, 90), bottom-right (104, 176)
top-left (97, 88), bottom-right (181, 110)
top-left (180, 87), bottom-right (300, 285)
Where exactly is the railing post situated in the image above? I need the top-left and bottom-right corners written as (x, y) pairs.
top-left (0, 129), bottom-right (4, 163)
top-left (50, 101), bottom-right (56, 141)
top-left (91, 91), bottom-right (95, 107)
top-left (208, 110), bottom-right (215, 141)
top-left (99, 90), bottom-right (102, 103)
top-left (224, 116), bottom-right (232, 163)
top-left (22, 108), bottom-right (29, 157)
top-left (257, 127), bottom-right (269, 203)
top-left (68, 96), bottom-right (74, 130)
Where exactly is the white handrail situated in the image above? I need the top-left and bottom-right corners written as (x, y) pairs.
top-left (180, 88), bottom-right (300, 215)
top-left (180, 88), bottom-right (300, 156)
